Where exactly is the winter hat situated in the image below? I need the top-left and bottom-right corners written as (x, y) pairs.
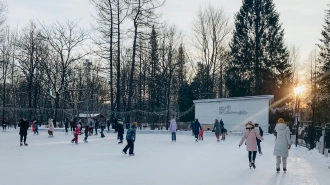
top-left (245, 121), bottom-right (254, 127)
top-left (278, 118), bottom-right (285, 124)
top-left (132, 122), bottom-right (137, 127)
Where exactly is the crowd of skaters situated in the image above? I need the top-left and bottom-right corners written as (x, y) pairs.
top-left (3, 116), bottom-right (292, 169)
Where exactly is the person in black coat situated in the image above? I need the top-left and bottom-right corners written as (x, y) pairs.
top-left (192, 119), bottom-right (202, 142)
top-left (64, 118), bottom-right (69, 135)
top-left (114, 118), bottom-right (118, 133)
top-left (117, 120), bottom-right (124, 144)
top-left (19, 118), bottom-right (29, 146)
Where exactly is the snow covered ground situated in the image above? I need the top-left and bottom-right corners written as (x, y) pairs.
top-left (0, 129), bottom-right (330, 185)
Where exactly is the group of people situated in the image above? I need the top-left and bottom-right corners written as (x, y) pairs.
top-left (239, 118), bottom-right (291, 172)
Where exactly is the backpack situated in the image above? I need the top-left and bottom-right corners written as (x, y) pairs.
top-left (259, 127), bottom-right (263, 137)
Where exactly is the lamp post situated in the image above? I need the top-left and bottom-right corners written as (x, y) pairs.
top-left (294, 86), bottom-right (305, 147)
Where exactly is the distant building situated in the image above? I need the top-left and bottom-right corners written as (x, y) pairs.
top-left (194, 95), bottom-right (274, 133)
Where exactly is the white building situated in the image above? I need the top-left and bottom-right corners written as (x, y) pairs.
top-left (193, 95), bottom-right (274, 133)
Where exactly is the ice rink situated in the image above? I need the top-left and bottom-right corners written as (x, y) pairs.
top-left (0, 129), bottom-right (329, 185)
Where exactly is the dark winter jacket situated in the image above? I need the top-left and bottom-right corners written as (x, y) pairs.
top-left (117, 123), bottom-right (124, 136)
top-left (19, 120), bottom-right (29, 135)
top-left (213, 121), bottom-right (222, 135)
top-left (192, 120), bottom-right (202, 135)
top-left (2, 120), bottom-right (7, 126)
top-left (84, 126), bottom-right (90, 134)
top-left (126, 125), bottom-right (137, 141)
top-left (34, 122), bottom-right (39, 131)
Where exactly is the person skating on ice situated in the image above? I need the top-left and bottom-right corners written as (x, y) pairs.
top-left (239, 121), bottom-right (264, 169)
top-left (192, 118), bottom-right (202, 142)
top-left (100, 121), bottom-right (105, 138)
top-left (19, 118), bottom-right (29, 146)
top-left (94, 119), bottom-right (99, 135)
top-left (117, 119), bottom-right (124, 144)
top-left (212, 119), bottom-right (222, 142)
top-left (88, 117), bottom-right (94, 136)
top-left (273, 118), bottom-right (291, 173)
top-left (2, 118), bottom-right (7, 132)
top-left (71, 124), bottom-right (81, 144)
top-left (254, 121), bottom-right (263, 154)
top-left (32, 118), bottom-right (39, 135)
top-left (220, 119), bottom-right (227, 140)
top-left (169, 117), bottom-right (177, 142)
top-left (47, 118), bottom-right (54, 137)
top-left (122, 122), bottom-right (137, 156)
top-left (83, 124), bottom-right (89, 143)
top-left (64, 118), bottom-right (69, 135)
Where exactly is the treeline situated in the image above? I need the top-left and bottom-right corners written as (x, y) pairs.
top-left (0, 0), bottom-right (329, 127)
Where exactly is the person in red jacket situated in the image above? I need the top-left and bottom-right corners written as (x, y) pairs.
top-left (71, 124), bottom-right (81, 144)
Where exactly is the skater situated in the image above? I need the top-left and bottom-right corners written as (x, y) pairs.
top-left (122, 122), bottom-right (137, 156)
top-left (70, 120), bottom-right (74, 132)
top-left (94, 119), bottom-right (99, 135)
top-left (88, 117), bottom-right (94, 136)
top-left (212, 119), bottom-right (222, 142)
top-left (100, 121), bottom-right (105, 138)
top-left (199, 129), bottom-right (204, 140)
top-left (114, 118), bottom-right (118, 133)
top-left (33, 118), bottom-right (39, 135)
top-left (254, 122), bottom-right (263, 154)
top-left (47, 118), bottom-right (54, 137)
top-left (273, 118), bottom-right (291, 172)
top-left (83, 124), bottom-right (89, 143)
top-left (71, 124), bottom-right (81, 144)
top-left (64, 118), bottom-right (69, 135)
top-left (117, 119), bottom-right (124, 144)
top-left (107, 119), bottom-right (111, 132)
top-left (169, 117), bottom-right (177, 142)
top-left (220, 119), bottom-right (227, 140)
top-left (2, 118), bottom-right (7, 132)
top-left (192, 118), bottom-right (202, 142)
top-left (19, 118), bottom-right (29, 146)
top-left (239, 121), bottom-right (264, 169)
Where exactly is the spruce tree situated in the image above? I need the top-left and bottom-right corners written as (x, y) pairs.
top-left (318, 5), bottom-right (330, 92)
top-left (226, 0), bottom-right (292, 100)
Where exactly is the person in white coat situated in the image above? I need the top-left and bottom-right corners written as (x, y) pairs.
top-left (48, 118), bottom-right (54, 137)
top-left (169, 117), bottom-right (177, 142)
top-left (273, 118), bottom-right (291, 172)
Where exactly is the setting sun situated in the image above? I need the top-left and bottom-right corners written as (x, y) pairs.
top-left (294, 86), bottom-right (306, 95)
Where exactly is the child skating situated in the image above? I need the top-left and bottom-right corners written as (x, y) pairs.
top-left (71, 124), bottom-right (81, 144)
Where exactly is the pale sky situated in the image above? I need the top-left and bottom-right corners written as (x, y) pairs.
top-left (6, 0), bottom-right (329, 63)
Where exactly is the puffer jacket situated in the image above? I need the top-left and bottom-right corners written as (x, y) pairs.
top-left (273, 124), bottom-right (291, 157)
top-left (126, 125), bottom-right (137, 141)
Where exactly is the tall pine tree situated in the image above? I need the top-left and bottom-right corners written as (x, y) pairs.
top-left (226, 0), bottom-right (293, 103)
top-left (318, 5), bottom-right (330, 92)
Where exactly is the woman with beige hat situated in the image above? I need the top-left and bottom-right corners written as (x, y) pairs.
top-left (273, 118), bottom-right (291, 172)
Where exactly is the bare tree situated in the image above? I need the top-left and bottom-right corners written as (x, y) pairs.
top-left (39, 21), bottom-right (89, 126)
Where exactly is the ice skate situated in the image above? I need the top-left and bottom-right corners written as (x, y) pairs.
top-left (251, 163), bottom-right (256, 169)
top-left (20, 142), bottom-right (23, 146)
top-left (249, 162), bottom-right (252, 169)
top-left (129, 153), bottom-right (135, 156)
top-left (71, 140), bottom-right (74, 143)
top-left (283, 168), bottom-right (287, 172)
top-left (118, 141), bottom-right (123, 144)
top-left (75, 142), bottom-right (79, 145)
top-left (24, 143), bottom-right (28, 146)
top-left (195, 139), bottom-right (198, 142)
top-left (276, 168), bottom-right (280, 173)
top-left (122, 151), bottom-right (127, 155)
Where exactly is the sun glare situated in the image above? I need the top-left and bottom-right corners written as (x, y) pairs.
top-left (294, 86), bottom-right (306, 95)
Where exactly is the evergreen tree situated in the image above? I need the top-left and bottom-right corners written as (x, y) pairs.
top-left (316, 4), bottom-right (330, 123)
top-left (191, 63), bottom-right (214, 99)
top-left (318, 5), bottom-right (330, 93)
top-left (226, 0), bottom-right (293, 102)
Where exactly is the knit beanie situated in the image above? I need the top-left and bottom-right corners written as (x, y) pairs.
top-left (132, 122), bottom-right (137, 127)
top-left (278, 118), bottom-right (285, 124)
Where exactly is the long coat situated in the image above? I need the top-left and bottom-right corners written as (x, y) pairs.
top-left (273, 124), bottom-right (291, 157)
top-left (213, 121), bottom-right (222, 135)
top-left (192, 120), bottom-right (202, 135)
top-left (117, 123), bottom-right (124, 136)
top-left (19, 120), bottom-right (29, 135)
top-left (169, 119), bottom-right (177, 132)
top-left (239, 125), bottom-right (263, 151)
